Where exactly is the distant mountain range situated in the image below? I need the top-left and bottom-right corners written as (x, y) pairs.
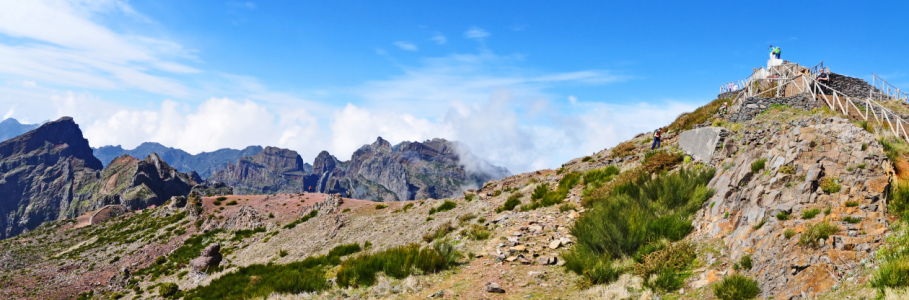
top-left (0, 118), bottom-right (40, 141)
top-left (93, 142), bottom-right (279, 179)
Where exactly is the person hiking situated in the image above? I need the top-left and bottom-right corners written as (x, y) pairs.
top-left (651, 128), bottom-right (662, 150)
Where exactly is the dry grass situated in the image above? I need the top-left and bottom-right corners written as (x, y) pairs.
top-left (667, 97), bottom-right (729, 132)
top-left (641, 152), bottom-right (683, 174)
top-left (610, 142), bottom-right (637, 159)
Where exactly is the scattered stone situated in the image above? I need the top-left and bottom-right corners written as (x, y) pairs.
top-left (548, 240), bottom-right (561, 249)
top-left (486, 282), bottom-right (506, 293)
top-left (189, 243), bottom-right (222, 272)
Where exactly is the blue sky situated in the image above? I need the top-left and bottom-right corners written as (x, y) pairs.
top-left (0, 1), bottom-right (907, 173)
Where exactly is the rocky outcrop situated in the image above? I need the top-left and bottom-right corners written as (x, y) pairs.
top-left (89, 153), bottom-right (196, 210)
top-left (191, 182), bottom-right (233, 196)
top-left (0, 117), bottom-right (103, 239)
top-left (206, 147), bottom-right (310, 195)
top-left (691, 115), bottom-right (891, 299)
top-left (189, 243), bottom-right (222, 272)
top-left (93, 142), bottom-right (268, 178)
top-left (307, 137), bottom-right (510, 201)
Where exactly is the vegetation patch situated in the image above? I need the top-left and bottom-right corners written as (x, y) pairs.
top-left (336, 242), bottom-right (457, 288)
top-left (428, 200), bottom-right (456, 215)
top-left (843, 216), bottom-right (862, 224)
top-left (632, 242), bottom-right (697, 292)
top-left (462, 224), bottom-right (491, 240)
top-left (375, 204), bottom-right (388, 210)
top-left (779, 165), bottom-right (795, 174)
top-left (181, 243), bottom-right (362, 299)
top-left (135, 229), bottom-right (224, 280)
top-left (610, 142), bottom-right (637, 158)
top-left (641, 151), bottom-right (684, 174)
top-left (819, 177), bottom-right (841, 194)
top-left (713, 274), bottom-right (761, 300)
top-left (496, 193), bottom-right (522, 213)
top-left (801, 208), bottom-right (821, 220)
top-left (775, 211), bottom-right (790, 221)
top-left (231, 227), bottom-right (266, 242)
top-left (799, 221), bottom-right (839, 248)
top-left (668, 97), bottom-right (729, 132)
top-left (283, 210), bottom-right (318, 229)
top-left (564, 167), bottom-right (714, 285)
top-left (423, 221), bottom-right (455, 243)
top-left (750, 158), bottom-right (767, 174)
top-left (872, 221), bottom-right (909, 297)
top-left (522, 172), bottom-right (580, 211)
top-left (784, 229), bottom-right (796, 239)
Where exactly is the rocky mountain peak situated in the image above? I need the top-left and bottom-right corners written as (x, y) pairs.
top-left (0, 116), bottom-right (102, 170)
top-left (312, 151), bottom-right (340, 176)
top-left (251, 146), bottom-right (306, 174)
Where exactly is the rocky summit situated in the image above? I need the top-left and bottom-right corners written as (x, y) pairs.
top-left (93, 142), bottom-right (268, 179)
top-left (206, 146), bottom-right (311, 195)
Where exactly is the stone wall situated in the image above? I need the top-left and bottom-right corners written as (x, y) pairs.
top-left (727, 94), bottom-right (823, 123)
top-left (828, 73), bottom-right (880, 99)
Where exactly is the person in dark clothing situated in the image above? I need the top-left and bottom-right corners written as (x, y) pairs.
top-left (817, 68), bottom-right (830, 94)
top-left (651, 128), bottom-right (662, 150)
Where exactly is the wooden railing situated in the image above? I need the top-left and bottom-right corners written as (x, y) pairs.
top-left (871, 74), bottom-right (909, 103)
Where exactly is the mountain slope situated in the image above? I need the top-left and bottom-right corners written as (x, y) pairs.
top-left (0, 118), bottom-right (40, 142)
top-left (93, 142), bottom-right (268, 178)
top-left (206, 147), bottom-right (311, 194)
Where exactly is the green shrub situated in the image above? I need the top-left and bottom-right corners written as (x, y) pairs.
top-left (565, 167), bottom-right (714, 279)
top-left (641, 152), bottom-right (683, 174)
top-left (213, 200), bottom-right (222, 206)
top-left (859, 120), bottom-right (875, 133)
top-left (226, 200), bottom-right (238, 206)
top-left (402, 203), bottom-right (414, 212)
top-left (733, 254), bottom-right (752, 271)
top-left (422, 221), bottom-right (455, 243)
top-left (159, 282), bottom-right (179, 298)
top-left (493, 190), bottom-right (502, 196)
top-left (496, 193), bottom-right (522, 213)
top-left (799, 221), bottom-right (839, 248)
top-left (231, 227), bottom-right (266, 242)
top-left (216, 196), bottom-right (227, 201)
top-left (336, 242), bottom-right (457, 288)
top-left (610, 142), bottom-right (637, 158)
top-left (890, 182), bottom-right (909, 220)
top-left (632, 242), bottom-right (696, 291)
top-left (278, 249), bottom-right (288, 257)
top-left (776, 211), bottom-right (790, 221)
top-left (181, 243), bottom-right (361, 299)
top-left (463, 224), bottom-right (491, 240)
top-left (801, 208), bottom-right (821, 219)
top-left (819, 177), bottom-right (840, 194)
top-left (523, 173), bottom-right (581, 211)
top-left (779, 165), bottom-right (795, 174)
top-left (582, 156), bottom-right (593, 162)
top-left (843, 216), bottom-right (862, 224)
top-left (750, 158), bottom-right (767, 174)
top-left (713, 274), bottom-right (760, 300)
top-left (751, 219), bottom-right (766, 231)
top-left (583, 166), bottom-right (620, 188)
top-left (464, 193), bottom-right (476, 201)
top-left (284, 210), bottom-right (318, 229)
top-left (342, 208), bottom-right (351, 213)
top-left (428, 200), bottom-right (456, 215)
top-left (668, 97), bottom-right (729, 131)
top-left (784, 229), bottom-right (796, 239)
top-left (845, 200), bottom-right (859, 207)
top-left (559, 203), bottom-right (577, 212)
top-left (872, 222), bottom-right (909, 296)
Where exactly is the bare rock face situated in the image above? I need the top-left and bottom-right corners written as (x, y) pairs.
top-left (207, 147), bottom-right (311, 194)
top-left (221, 206), bottom-right (270, 231)
top-left (691, 116), bottom-right (892, 299)
top-left (189, 243), bottom-right (222, 272)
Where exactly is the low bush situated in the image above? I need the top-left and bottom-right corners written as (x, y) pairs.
top-left (463, 193), bottom-right (476, 201)
top-left (779, 165), bottom-right (795, 174)
top-left (582, 156), bottom-right (593, 162)
top-left (213, 200), bottom-right (222, 206)
top-left (776, 211), bottom-right (790, 221)
top-left (890, 182), bottom-right (909, 220)
top-left (422, 221), bottom-right (455, 243)
top-left (522, 173), bottom-right (581, 211)
top-left (799, 221), bottom-right (839, 248)
top-left (872, 222), bottom-right (909, 297)
top-left (342, 208), bottom-right (351, 213)
top-left (733, 254), bottom-right (752, 271)
top-left (181, 243), bottom-right (362, 299)
top-left (159, 282), bottom-right (179, 298)
top-left (859, 120), bottom-right (875, 133)
top-left (843, 216), bottom-right (862, 224)
top-left (496, 193), bottom-right (522, 213)
top-left (559, 203), bottom-right (577, 212)
top-left (801, 208), bottom-right (821, 220)
top-left (751, 219), bottom-right (766, 231)
top-left (632, 242), bottom-right (696, 292)
top-left (216, 196), bottom-right (227, 201)
top-left (336, 242), bottom-right (457, 288)
top-left (428, 200), bottom-right (456, 215)
top-left (583, 166), bottom-right (620, 189)
top-left (462, 224), bottom-right (491, 240)
top-left (750, 158), bottom-right (767, 174)
top-left (402, 203), bottom-right (414, 212)
top-left (226, 200), bottom-right (238, 206)
top-left (713, 274), bottom-right (760, 300)
top-left (668, 97), bottom-right (729, 132)
top-left (565, 167), bottom-right (714, 285)
top-left (784, 229), bottom-right (796, 239)
top-left (819, 177), bottom-right (841, 194)
top-left (135, 229), bottom-right (224, 280)
top-left (845, 200), bottom-right (859, 207)
top-left (278, 249), bottom-right (288, 257)
top-left (610, 142), bottom-right (637, 158)
top-left (641, 151), bottom-right (683, 174)
top-left (231, 227), bottom-right (266, 242)
top-left (283, 210), bottom-right (318, 229)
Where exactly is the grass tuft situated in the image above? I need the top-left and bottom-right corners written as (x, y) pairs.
top-left (750, 158), bottom-right (767, 174)
top-left (799, 221), bottom-right (839, 248)
top-left (713, 274), bottom-right (761, 300)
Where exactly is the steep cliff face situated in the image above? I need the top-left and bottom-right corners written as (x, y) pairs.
top-left (0, 117), bottom-right (102, 239)
top-left (207, 147), bottom-right (311, 194)
top-left (0, 118), bottom-right (199, 239)
top-left (93, 142), bottom-right (265, 178)
top-left (309, 137), bottom-right (510, 201)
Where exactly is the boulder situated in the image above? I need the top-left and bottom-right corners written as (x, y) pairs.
top-left (190, 243), bottom-right (222, 272)
top-left (486, 282), bottom-right (505, 293)
top-left (679, 127), bottom-right (729, 162)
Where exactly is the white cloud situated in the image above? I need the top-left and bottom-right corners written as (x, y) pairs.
top-left (393, 41), bottom-right (418, 51)
top-left (431, 33), bottom-right (447, 45)
top-left (3, 103), bottom-right (15, 120)
top-left (464, 27), bottom-right (489, 39)
top-left (0, 0), bottom-right (196, 97)
top-left (568, 95), bottom-right (577, 104)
